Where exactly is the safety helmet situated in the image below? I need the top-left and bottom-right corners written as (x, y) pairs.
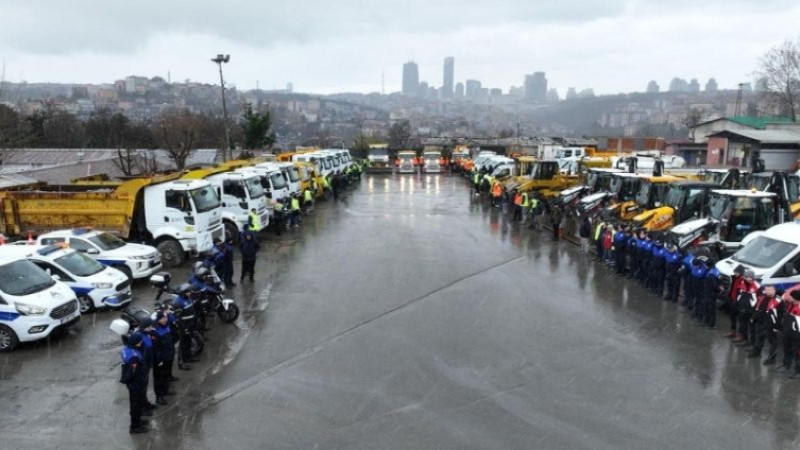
top-left (177, 283), bottom-right (193, 295)
top-left (195, 266), bottom-right (210, 278)
top-left (192, 261), bottom-right (205, 274)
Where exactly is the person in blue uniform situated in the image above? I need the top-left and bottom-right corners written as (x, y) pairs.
top-left (648, 240), bottom-right (666, 295)
top-left (663, 243), bottom-right (682, 302)
top-left (151, 311), bottom-right (175, 405)
top-left (701, 259), bottom-right (722, 328)
top-left (120, 333), bottom-right (149, 434)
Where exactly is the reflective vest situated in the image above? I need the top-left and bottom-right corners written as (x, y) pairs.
top-left (274, 202), bottom-right (284, 212)
top-left (492, 183), bottom-right (502, 197)
top-left (248, 211), bottom-right (262, 232)
top-left (473, 173), bottom-right (480, 184)
top-left (291, 197), bottom-right (300, 211)
top-left (530, 197), bottom-right (539, 211)
top-left (594, 222), bottom-right (605, 240)
top-left (304, 189), bottom-right (313, 202)
top-left (521, 192), bottom-right (530, 208)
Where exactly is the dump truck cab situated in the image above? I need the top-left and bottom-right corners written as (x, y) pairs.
top-left (367, 144), bottom-right (391, 172)
top-left (276, 162), bottom-right (302, 195)
top-left (666, 190), bottom-right (779, 257)
top-left (206, 171), bottom-right (269, 240)
top-left (397, 151), bottom-right (417, 173)
top-left (423, 150), bottom-right (442, 173)
top-left (631, 181), bottom-right (721, 231)
top-left (236, 165), bottom-right (291, 208)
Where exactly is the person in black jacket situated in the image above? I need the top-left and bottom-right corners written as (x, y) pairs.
top-left (578, 216), bottom-right (592, 254)
top-left (150, 311), bottom-right (175, 405)
top-left (120, 333), bottom-right (149, 434)
top-left (219, 237), bottom-right (235, 287)
top-left (240, 231), bottom-right (260, 282)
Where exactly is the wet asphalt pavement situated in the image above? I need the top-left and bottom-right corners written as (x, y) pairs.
top-left (2, 173), bottom-right (800, 450)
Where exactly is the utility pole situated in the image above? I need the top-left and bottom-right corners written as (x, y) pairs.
top-left (211, 54), bottom-right (231, 160)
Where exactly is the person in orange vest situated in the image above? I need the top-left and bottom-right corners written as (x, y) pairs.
top-left (512, 189), bottom-right (523, 221)
top-left (394, 158), bottom-right (400, 168)
top-left (491, 180), bottom-right (502, 208)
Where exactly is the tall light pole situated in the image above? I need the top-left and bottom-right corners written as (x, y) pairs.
top-left (211, 54), bottom-right (231, 161)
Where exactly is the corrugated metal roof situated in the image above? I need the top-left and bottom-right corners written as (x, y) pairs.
top-left (709, 129), bottom-right (800, 144)
top-left (727, 116), bottom-right (794, 129)
top-left (0, 173), bottom-right (41, 189)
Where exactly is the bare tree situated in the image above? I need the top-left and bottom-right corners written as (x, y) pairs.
top-left (758, 39), bottom-right (800, 121)
top-left (153, 108), bottom-right (201, 170)
top-left (682, 107), bottom-right (705, 141)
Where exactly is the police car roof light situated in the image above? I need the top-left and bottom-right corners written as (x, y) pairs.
top-left (37, 243), bottom-right (68, 256)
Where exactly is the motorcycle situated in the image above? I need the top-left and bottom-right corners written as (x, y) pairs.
top-left (150, 272), bottom-right (205, 357)
top-left (191, 268), bottom-right (240, 324)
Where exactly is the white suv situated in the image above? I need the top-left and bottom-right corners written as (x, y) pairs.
top-left (36, 229), bottom-right (162, 280)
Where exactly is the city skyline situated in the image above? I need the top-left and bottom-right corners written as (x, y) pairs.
top-left (0, 1), bottom-right (798, 96)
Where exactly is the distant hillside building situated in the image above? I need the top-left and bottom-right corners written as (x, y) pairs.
top-left (705, 78), bottom-right (717, 93)
top-left (442, 57), bottom-right (454, 97)
top-left (646, 80), bottom-right (660, 94)
top-left (524, 72), bottom-right (547, 102)
top-left (402, 61), bottom-right (419, 96)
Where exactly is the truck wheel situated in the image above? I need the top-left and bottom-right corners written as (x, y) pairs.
top-left (157, 240), bottom-right (185, 268)
top-left (224, 221), bottom-right (240, 244)
top-left (77, 294), bottom-right (94, 314)
top-left (0, 325), bottom-right (19, 352)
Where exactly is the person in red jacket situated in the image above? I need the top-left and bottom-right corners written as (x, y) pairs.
top-left (748, 285), bottom-right (781, 364)
top-left (602, 225), bottom-right (613, 263)
top-left (780, 286), bottom-right (800, 376)
top-left (733, 270), bottom-right (759, 345)
top-left (725, 265), bottom-right (746, 338)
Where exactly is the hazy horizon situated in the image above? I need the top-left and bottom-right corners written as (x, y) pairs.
top-left (1, 1), bottom-right (799, 96)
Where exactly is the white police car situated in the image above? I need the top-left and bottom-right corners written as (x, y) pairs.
top-left (716, 221), bottom-right (800, 292)
top-left (36, 229), bottom-right (162, 280)
top-left (0, 254), bottom-right (80, 352)
top-left (0, 244), bottom-right (132, 314)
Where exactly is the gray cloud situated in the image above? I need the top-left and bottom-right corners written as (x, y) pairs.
top-left (1, 0), bottom-right (641, 54)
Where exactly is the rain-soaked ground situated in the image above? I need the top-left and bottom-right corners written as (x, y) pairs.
top-left (2, 173), bottom-right (800, 450)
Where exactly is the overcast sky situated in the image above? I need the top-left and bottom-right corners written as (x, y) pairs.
top-left (1, 1), bottom-right (799, 96)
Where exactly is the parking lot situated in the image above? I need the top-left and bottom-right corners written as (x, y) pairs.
top-left (2, 174), bottom-right (800, 450)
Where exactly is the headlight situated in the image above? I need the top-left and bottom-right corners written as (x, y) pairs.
top-left (15, 302), bottom-right (47, 316)
top-left (92, 282), bottom-right (113, 289)
top-left (131, 255), bottom-right (150, 260)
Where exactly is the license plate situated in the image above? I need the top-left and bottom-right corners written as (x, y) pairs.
top-left (61, 312), bottom-right (77, 324)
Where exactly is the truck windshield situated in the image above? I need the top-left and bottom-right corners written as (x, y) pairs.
top-left (788, 175), bottom-right (799, 201)
top-left (270, 172), bottom-right (287, 190)
top-left (702, 172), bottom-right (724, 184)
top-left (0, 259), bottom-right (55, 296)
top-left (708, 194), bottom-right (730, 220)
top-left (664, 187), bottom-right (686, 208)
top-left (190, 187), bottom-right (221, 213)
top-left (55, 251), bottom-right (105, 277)
top-left (287, 167), bottom-right (300, 183)
top-left (89, 232), bottom-right (126, 251)
top-left (750, 175), bottom-right (771, 191)
top-left (331, 156), bottom-right (341, 168)
top-left (732, 236), bottom-right (796, 269)
top-left (322, 158), bottom-right (332, 170)
top-left (245, 176), bottom-right (265, 199)
top-left (370, 149), bottom-right (388, 158)
top-left (635, 182), bottom-right (651, 206)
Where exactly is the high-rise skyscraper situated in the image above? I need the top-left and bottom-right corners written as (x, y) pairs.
top-left (442, 57), bottom-right (454, 97)
top-left (455, 82), bottom-right (464, 97)
top-left (402, 61), bottom-right (419, 96)
top-left (524, 72), bottom-right (547, 102)
top-left (465, 80), bottom-right (482, 98)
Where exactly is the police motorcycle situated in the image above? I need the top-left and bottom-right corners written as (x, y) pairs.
top-left (109, 272), bottom-right (205, 356)
top-left (189, 265), bottom-right (240, 324)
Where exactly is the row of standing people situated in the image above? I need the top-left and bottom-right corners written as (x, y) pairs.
top-left (588, 219), bottom-right (800, 377)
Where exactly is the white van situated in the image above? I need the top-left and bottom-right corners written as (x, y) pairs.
top-left (716, 222), bottom-right (800, 292)
top-left (0, 244), bottom-right (131, 314)
top-left (36, 228), bottom-right (161, 280)
top-left (0, 255), bottom-right (80, 352)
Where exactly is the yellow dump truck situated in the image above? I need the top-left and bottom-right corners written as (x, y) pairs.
top-left (0, 173), bottom-right (224, 267)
